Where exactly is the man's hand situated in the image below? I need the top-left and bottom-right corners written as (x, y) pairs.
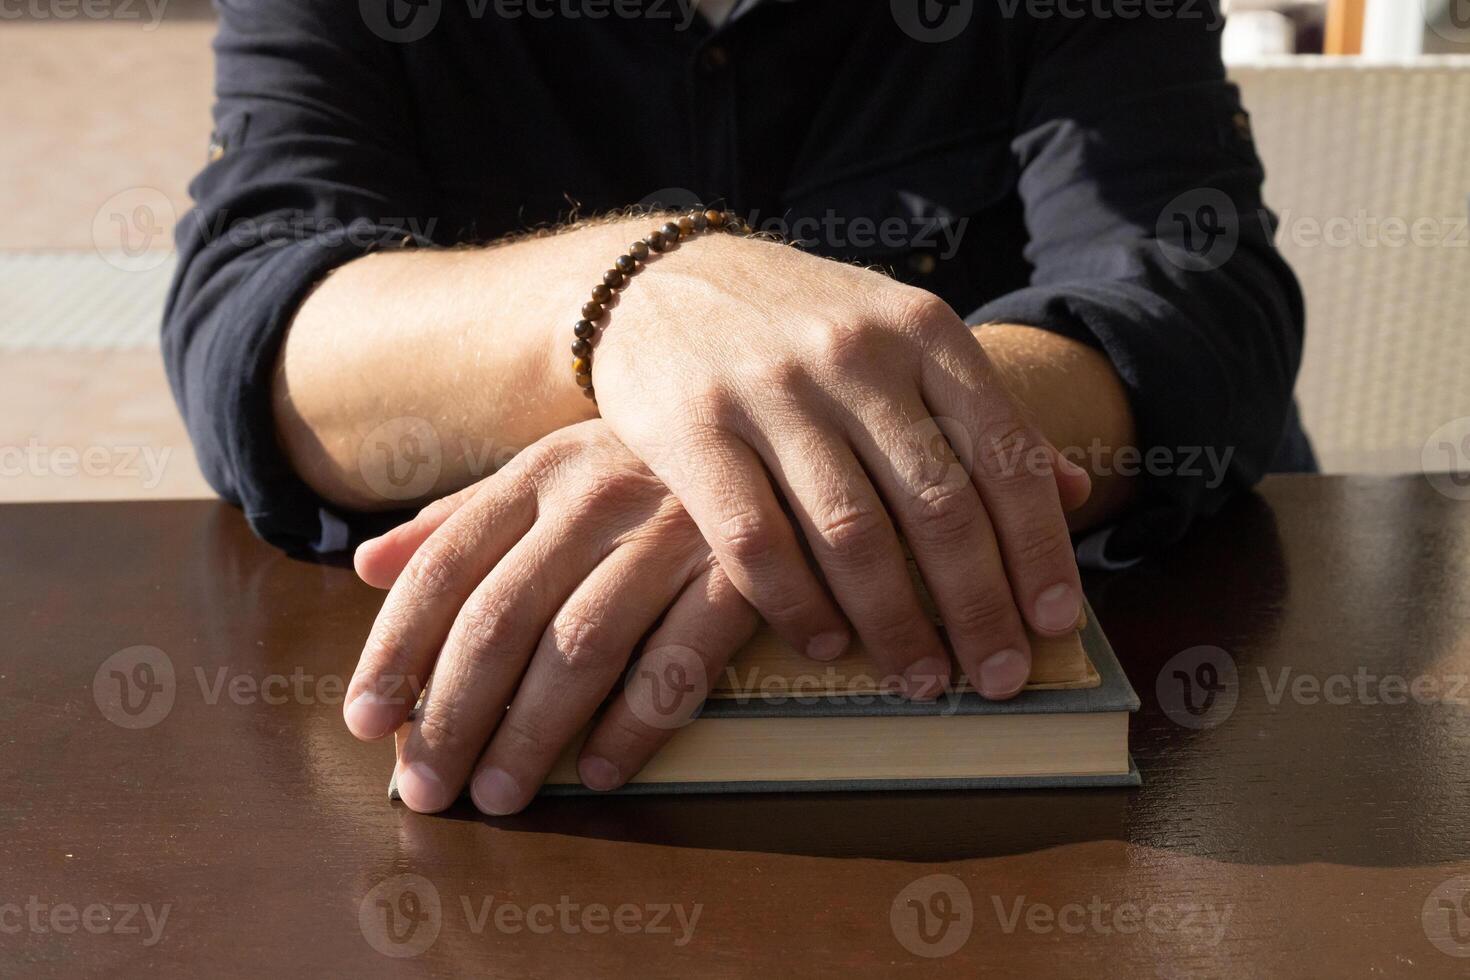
top-left (591, 233), bottom-right (1092, 701)
top-left (341, 420), bottom-right (759, 814)
top-left (277, 220), bottom-right (1115, 707)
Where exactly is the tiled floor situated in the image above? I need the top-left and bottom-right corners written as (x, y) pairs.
top-left (2, 20), bottom-right (216, 501)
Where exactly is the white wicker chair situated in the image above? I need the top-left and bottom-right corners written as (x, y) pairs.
top-left (1230, 57), bottom-right (1470, 473)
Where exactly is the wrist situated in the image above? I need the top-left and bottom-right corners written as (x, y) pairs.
top-left (526, 218), bottom-right (661, 422)
top-left (564, 210), bottom-right (762, 402)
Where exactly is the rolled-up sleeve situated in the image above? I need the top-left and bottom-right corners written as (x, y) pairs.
top-left (972, 12), bottom-right (1305, 562)
top-left (162, 0), bottom-right (438, 552)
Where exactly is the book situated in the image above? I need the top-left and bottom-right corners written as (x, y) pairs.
top-left (705, 608), bottom-right (1100, 699)
top-left (389, 599), bottom-right (1140, 799)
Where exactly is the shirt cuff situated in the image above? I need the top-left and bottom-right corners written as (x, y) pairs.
top-left (196, 223), bottom-right (427, 553)
top-left (967, 282), bottom-right (1238, 564)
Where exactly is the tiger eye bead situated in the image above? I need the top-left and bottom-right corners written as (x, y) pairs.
top-left (575, 372), bottom-right (593, 389)
top-left (677, 215), bottom-right (695, 237)
top-left (591, 283), bottom-right (611, 304)
top-left (572, 356), bottom-right (592, 375)
top-left (571, 337), bottom-right (592, 357)
top-left (662, 221), bottom-right (683, 242)
top-left (646, 230), bottom-right (667, 252)
top-left (629, 241), bottom-right (649, 262)
top-left (581, 301), bottom-right (603, 321)
top-left (615, 254), bottom-right (636, 275)
top-left (603, 269), bottom-right (624, 289)
top-left (691, 210), bottom-right (708, 231)
top-left (573, 319), bottom-right (595, 339)
top-left (705, 209), bottom-right (725, 229)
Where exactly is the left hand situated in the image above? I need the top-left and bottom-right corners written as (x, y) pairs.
top-left (342, 420), bottom-right (760, 814)
top-left (590, 233), bottom-right (1092, 700)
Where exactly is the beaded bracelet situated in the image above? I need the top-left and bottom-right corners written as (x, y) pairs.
top-left (571, 208), bottom-right (750, 401)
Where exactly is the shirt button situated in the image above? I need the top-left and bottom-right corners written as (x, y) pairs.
top-left (700, 45), bottom-right (730, 73)
top-left (908, 253), bottom-right (937, 276)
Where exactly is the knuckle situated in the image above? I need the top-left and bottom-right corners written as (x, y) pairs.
top-left (906, 480), bottom-right (980, 539)
top-left (636, 503), bottom-right (703, 558)
top-left (515, 436), bottom-right (568, 476)
top-left (415, 703), bottom-right (478, 757)
top-left (944, 591), bottom-right (1018, 640)
top-left (685, 385), bottom-right (740, 426)
top-left (359, 619), bottom-right (411, 676)
top-left (400, 539), bottom-right (464, 602)
top-left (362, 599), bottom-right (418, 663)
top-left (717, 509), bottom-right (779, 566)
top-left (744, 356), bottom-right (806, 393)
top-left (814, 503), bottom-right (889, 563)
top-left (892, 290), bottom-right (959, 336)
top-left (580, 463), bottom-right (656, 507)
top-left (454, 599), bottom-right (516, 655)
top-left (1011, 525), bottom-right (1075, 571)
top-left (974, 420), bottom-right (1036, 484)
top-left (549, 609), bottom-right (614, 674)
top-left (812, 317), bottom-right (881, 373)
top-left (497, 711), bottom-right (553, 752)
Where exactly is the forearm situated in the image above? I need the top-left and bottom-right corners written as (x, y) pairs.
top-left (976, 323), bottom-right (1137, 531)
top-left (273, 216), bottom-right (1137, 534)
top-left (272, 220), bottom-right (650, 510)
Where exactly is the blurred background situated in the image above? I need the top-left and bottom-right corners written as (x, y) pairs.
top-left (2, 0), bottom-right (1467, 502)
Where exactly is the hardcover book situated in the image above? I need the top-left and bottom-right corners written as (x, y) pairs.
top-left (389, 598), bottom-right (1140, 800)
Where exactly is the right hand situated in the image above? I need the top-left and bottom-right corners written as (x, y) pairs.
top-left (587, 227), bottom-right (1092, 700)
top-left (343, 420), bottom-right (760, 813)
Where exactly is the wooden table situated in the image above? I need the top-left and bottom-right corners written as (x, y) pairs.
top-left (3, 475), bottom-right (1468, 977)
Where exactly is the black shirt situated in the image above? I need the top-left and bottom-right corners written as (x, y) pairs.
top-left (163, 0), bottom-right (1311, 560)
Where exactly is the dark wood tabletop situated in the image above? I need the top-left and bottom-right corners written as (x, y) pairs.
top-left (2, 474), bottom-right (1468, 977)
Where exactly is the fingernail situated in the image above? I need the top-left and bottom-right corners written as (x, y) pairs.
top-left (470, 767), bottom-right (523, 815)
top-left (344, 691), bottom-right (398, 740)
top-left (396, 762), bottom-right (451, 813)
top-left (578, 756), bottom-right (622, 792)
top-left (806, 630), bottom-right (850, 662)
top-left (1034, 583), bottom-right (1081, 633)
top-left (903, 656), bottom-right (950, 701)
top-left (978, 648), bottom-right (1030, 699)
